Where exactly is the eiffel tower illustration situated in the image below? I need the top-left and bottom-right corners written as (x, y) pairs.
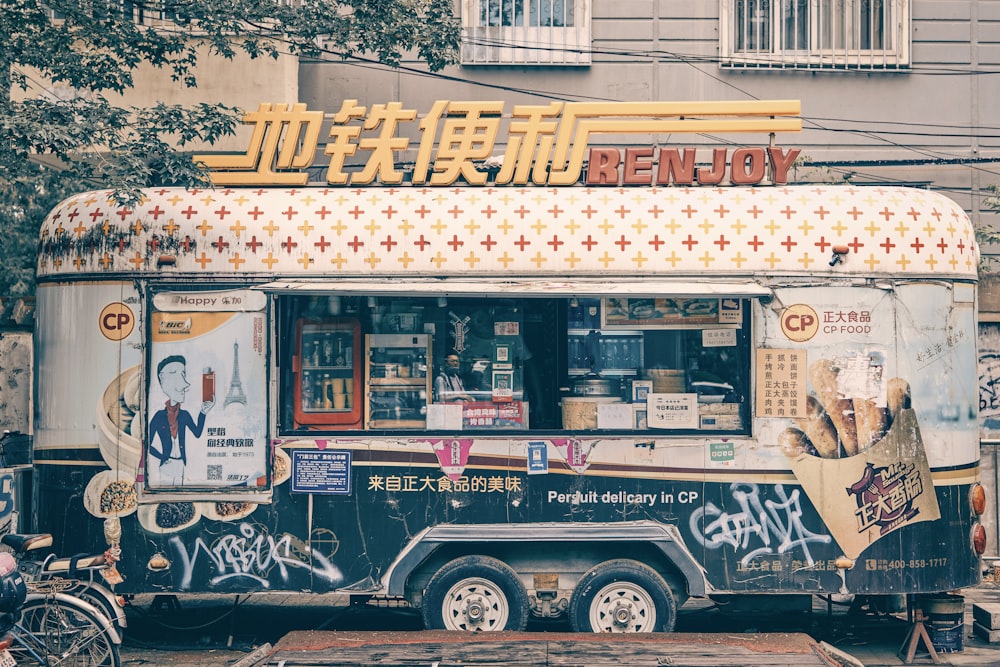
top-left (224, 341), bottom-right (248, 407)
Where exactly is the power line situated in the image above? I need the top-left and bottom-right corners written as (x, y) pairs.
top-left (35, 14), bottom-right (1000, 201)
top-left (297, 45), bottom-right (1000, 185)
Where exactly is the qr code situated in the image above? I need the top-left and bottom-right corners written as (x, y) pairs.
top-left (207, 465), bottom-right (222, 481)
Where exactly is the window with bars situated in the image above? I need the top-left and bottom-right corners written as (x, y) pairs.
top-left (720, 0), bottom-right (909, 69)
top-left (461, 0), bottom-right (591, 65)
top-left (46, 1), bottom-right (179, 24)
top-left (119, 0), bottom-right (174, 24)
top-left (479, 0), bottom-right (574, 26)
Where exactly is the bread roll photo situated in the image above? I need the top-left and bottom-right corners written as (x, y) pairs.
top-left (795, 396), bottom-right (842, 458)
top-left (779, 428), bottom-right (819, 458)
top-left (808, 359), bottom-right (859, 456)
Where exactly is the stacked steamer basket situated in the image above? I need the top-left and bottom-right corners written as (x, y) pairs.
top-left (646, 369), bottom-right (686, 393)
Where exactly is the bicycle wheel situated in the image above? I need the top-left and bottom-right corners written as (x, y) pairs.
top-left (10, 595), bottom-right (121, 667)
top-left (67, 583), bottom-right (126, 637)
top-left (6, 626), bottom-right (49, 666)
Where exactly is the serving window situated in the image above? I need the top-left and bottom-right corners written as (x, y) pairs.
top-left (275, 293), bottom-right (751, 435)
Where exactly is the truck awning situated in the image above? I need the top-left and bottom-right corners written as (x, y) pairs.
top-left (256, 278), bottom-right (772, 298)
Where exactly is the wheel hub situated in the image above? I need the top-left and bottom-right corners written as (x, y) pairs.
top-left (465, 596), bottom-right (486, 624)
top-left (611, 601), bottom-right (634, 627)
top-left (584, 576), bottom-right (663, 633)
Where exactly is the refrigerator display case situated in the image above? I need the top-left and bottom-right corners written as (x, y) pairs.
top-left (567, 299), bottom-right (643, 377)
top-left (293, 318), bottom-right (363, 428)
top-left (366, 333), bottom-right (432, 429)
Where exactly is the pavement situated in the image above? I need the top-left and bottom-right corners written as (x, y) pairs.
top-left (813, 583), bottom-right (1000, 666)
top-left (117, 582), bottom-right (1000, 667)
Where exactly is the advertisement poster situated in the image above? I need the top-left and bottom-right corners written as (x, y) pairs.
top-left (462, 401), bottom-right (527, 429)
top-left (647, 393), bottom-right (698, 429)
top-left (765, 284), bottom-right (977, 557)
top-left (146, 291), bottom-right (267, 490)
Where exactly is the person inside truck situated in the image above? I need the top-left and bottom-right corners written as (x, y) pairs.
top-left (434, 354), bottom-right (472, 402)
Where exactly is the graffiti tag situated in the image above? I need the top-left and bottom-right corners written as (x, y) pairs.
top-left (979, 353), bottom-right (1000, 417)
top-left (169, 522), bottom-right (342, 590)
top-left (690, 483), bottom-right (831, 566)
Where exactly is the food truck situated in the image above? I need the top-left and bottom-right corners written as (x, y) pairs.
top-left (31, 100), bottom-right (986, 632)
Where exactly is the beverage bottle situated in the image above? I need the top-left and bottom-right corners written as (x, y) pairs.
top-left (344, 335), bottom-right (353, 366)
top-left (202, 367), bottom-right (215, 402)
top-left (302, 371), bottom-right (313, 407)
top-left (314, 374), bottom-right (325, 408)
top-left (322, 373), bottom-right (332, 409)
top-left (334, 334), bottom-right (345, 366)
top-left (323, 334), bottom-right (334, 365)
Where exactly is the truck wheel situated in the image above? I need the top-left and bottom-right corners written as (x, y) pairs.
top-left (421, 555), bottom-right (529, 631)
top-left (569, 559), bottom-right (677, 633)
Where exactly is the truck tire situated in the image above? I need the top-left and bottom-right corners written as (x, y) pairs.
top-left (569, 559), bottom-right (677, 633)
top-left (421, 555), bottom-right (529, 631)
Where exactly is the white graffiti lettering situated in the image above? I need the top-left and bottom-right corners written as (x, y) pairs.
top-left (689, 483), bottom-right (831, 566)
top-left (169, 523), bottom-right (343, 591)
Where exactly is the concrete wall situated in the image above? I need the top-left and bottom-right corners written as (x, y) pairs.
top-left (0, 330), bottom-right (32, 435)
top-left (982, 442), bottom-right (999, 557)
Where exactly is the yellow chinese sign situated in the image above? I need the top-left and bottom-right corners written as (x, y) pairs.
top-left (195, 100), bottom-right (802, 187)
top-left (756, 348), bottom-right (809, 419)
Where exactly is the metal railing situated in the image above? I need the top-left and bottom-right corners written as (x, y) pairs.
top-left (720, 0), bottom-right (910, 70)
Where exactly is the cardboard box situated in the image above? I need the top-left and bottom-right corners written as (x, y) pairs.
top-left (700, 402), bottom-right (741, 414)
top-left (700, 414), bottom-right (743, 430)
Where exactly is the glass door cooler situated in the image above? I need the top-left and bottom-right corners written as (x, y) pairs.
top-left (292, 318), bottom-right (363, 428)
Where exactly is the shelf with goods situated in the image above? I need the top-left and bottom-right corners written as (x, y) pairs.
top-left (365, 333), bottom-right (432, 429)
top-left (567, 329), bottom-right (645, 377)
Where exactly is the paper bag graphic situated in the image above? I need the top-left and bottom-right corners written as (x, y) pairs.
top-left (789, 409), bottom-right (939, 560)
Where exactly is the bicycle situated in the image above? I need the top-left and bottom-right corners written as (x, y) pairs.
top-left (0, 549), bottom-right (25, 667)
top-left (11, 581), bottom-right (121, 666)
top-left (0, 536), bottom-right (122, 666)
top-left (1, 534), bottom-right (126, 638)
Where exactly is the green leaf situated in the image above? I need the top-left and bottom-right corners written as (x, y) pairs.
top-left (0, 0), bottom-right (459, 296)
